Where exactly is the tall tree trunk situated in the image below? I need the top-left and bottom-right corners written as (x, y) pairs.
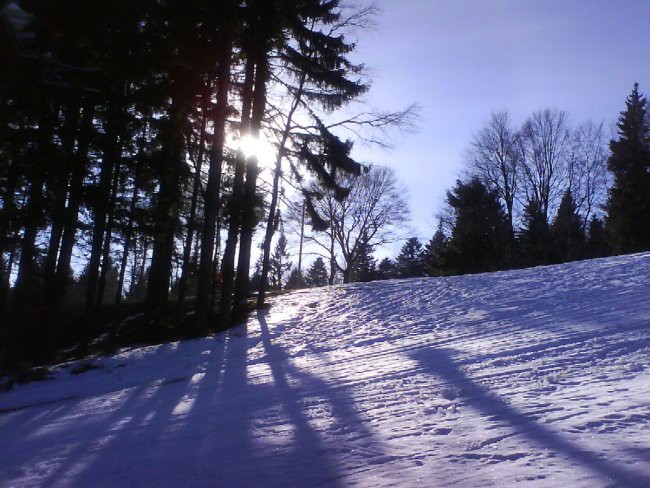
top-left (234, 53), bottom-right (269, 312)
top-left (146, 85), bottom-right (187, 323)
top-left (81, 107), bottom-right (121, 352)
top-left (219, 54), bottom-right (255, 325)
top-left (194, 33), bottom-right (233, 334)
top-left (39, 102), bottom-right (92, 362)
top-left (133, 235), bottom-right (150, 302)
top-left (109, 170), bottom-right (141, 346)
top-left (41, 101), bottom-right (80, 312)
top-left (52, 103), bottom-right (94, 305)
top-left (210, 217), bottom-right (221, 311)
top-left (343, 267), bottom-right (352, 284)
top-left (298, 202), bottom-right (305, 275)
top-left (176, 99), bottom-right (208, 320)
top-left (7, 99), bottom-right (55, 365)
top-left (0, 246), bottom-right (16, 318)
top-left (96, 164), bottom-right (121, 307)
top-left (0, 152), bottom-right (19, 318)
top-left (257, 71), bottom-right (306, 306)
top-left (329, 232), bottom-right (336, 285)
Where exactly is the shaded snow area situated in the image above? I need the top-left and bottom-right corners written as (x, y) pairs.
top-left (2, 254), bottom-right (650, 487)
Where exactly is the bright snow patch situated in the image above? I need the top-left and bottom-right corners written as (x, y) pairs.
top-left (1, 253), bottom-right (650, 487)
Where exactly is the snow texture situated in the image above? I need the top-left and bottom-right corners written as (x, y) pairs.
top-left (1, 253), bottom-right (650, 487)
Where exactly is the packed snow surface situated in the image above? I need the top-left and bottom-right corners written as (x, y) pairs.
top-left (2, 254), bottom-right (650, 487)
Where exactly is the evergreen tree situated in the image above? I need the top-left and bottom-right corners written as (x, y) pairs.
top-left (0, 0), bottom-right (399, 370)
top-left (285, 269), bottom-right (306, 290)
top-left (396, 237), bottom-right (427, 278)
top-left (550, 190), bottom-right (585, 263)
top-left (349, 231), bottom-right (376, 282)
top-left (376, 258), bottom-right (398, 280)
top-left (425, 222), bottom-right (449, 276)
top-left (606, 83), bottom-right (650, 254)
top-left (519, 199), bottom-right (551, 266)
top-left (269, 231), bottom-right (292, 290)
top-left (586, 216), bottom-right (610, 258)
top-left (234, 0), bottom-right (369, 312)
top-left (445, 178), bottom-right (509, 274)
top-left (305, 258), bottom-right (329, 288)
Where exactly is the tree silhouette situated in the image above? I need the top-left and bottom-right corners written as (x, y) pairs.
top-left (606, 83), bottom-right (650, 254)
top-left (396, 237), bottom-right (428, 278)
top-left (305, 258), bottom-right (329, 288)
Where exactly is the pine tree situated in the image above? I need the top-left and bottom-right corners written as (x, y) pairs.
top-left (349, 231), bottom-right (376, 282)
top-left (286, 269), bottom-right (306, 289)
top-left (376, 258), bottom-right (398, 280)
top-left (586, 216), bottom-right (610, 258)
top-left (396, 237), bottom-right (427, 278)
top-left (425, 222), bottom-right (449, 276)
top-left (519, 199), bottom-right (551, 266)
top-left (0, 0), bottom-right (393, 369)
top-left (445, 178), bottom-right (509, 274)
top-left (550, 190), bottom-right (585, 263)
top-left (305, 258), bottom-right (329, 288)
top-left (255, 3), bottom-right (370, 307)
top-left (269, 231), bottom-right (292, 290)
top-left (606, 83), bottom-right (650, 254)
top-left (234, 0), bottom-right (368, 312)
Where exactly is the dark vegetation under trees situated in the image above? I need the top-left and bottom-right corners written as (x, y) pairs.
top-left (0, 0), bottom-right (417, 373)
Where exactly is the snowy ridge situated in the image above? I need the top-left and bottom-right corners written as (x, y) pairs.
top-left (1, 253), bottom-right (650, 487)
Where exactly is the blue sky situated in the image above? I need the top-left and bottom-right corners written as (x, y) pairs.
top-left (348, 0), bottom-right (650, 254)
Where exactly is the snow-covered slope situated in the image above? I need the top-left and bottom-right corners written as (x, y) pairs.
top-left (1, 253), bottom-right (650, 487)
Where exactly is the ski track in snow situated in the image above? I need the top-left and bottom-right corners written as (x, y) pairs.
top-left (1, 253), bottom-right (650, 487)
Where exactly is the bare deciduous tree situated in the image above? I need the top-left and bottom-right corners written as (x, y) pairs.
top-left (465, 111), bottom-right (521, 239)
top-left (306, 165), bottom-right (409, 283)
top-left (519, 109), bottom-right (572, 221)
top-left (567, 121), bottom-right (609, 225)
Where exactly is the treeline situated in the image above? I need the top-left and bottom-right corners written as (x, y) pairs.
top-left (260, 84), bottom-right (649, 289)
top-left (0, 0), bottom-right (403, 368)
top-left (373, 84), bottom-right (650, 279)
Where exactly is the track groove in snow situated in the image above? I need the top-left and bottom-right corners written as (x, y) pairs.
top-left (1, 253), bottom-right (650, 487)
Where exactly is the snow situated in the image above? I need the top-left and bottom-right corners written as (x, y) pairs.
top-left (2, 253), bottom-right (650, 487)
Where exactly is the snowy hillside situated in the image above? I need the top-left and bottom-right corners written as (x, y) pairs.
top-left (1, 253), bottom-right (650, 487)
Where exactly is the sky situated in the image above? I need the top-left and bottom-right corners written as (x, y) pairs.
top-left (345, 0), bottom-right (650, 256)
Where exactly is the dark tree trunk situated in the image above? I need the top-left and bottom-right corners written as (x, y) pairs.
top-left (8, 100), bottom-right (56, 365)
top-left (131, 235), bottom-right (150, 302)
top-left (109, 170), bottom-right (141, 346)
top-left (219, 54), bottom-right (255, 326)
top-left (329, 232), bottom-right (336, 285)
top-left (234, 54), bottom-right (269, 312)
top-left (0, 246), bottom-right (16, 319)
top-left (210, 217), bottom-right (221, 311)
top-left (146, 82), bottom-right (187, 323)
top-left (41, 101), bottom-right (80, 313)
top-left (82, 107), bottom-right (121, 352)
top-left (257, 71), bottom-right (305, 306)
top-left (194, 33), bottom-right (233, 334)
top-left (53, 103), bottom-right (94, 302)
top-left (0, 152), bottom-right (19, 318)
top-left (176, 100), bottom-right (208, 320)
top-left (96, 164), bottom-right (121, 307)
top-left (41, 104), bottom-right (94, 360)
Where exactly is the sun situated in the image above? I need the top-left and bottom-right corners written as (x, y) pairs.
top-left (238, 134), bottom-right (276, 168)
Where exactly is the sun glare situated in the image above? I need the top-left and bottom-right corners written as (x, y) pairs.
top-left (238, 134), bottom-right (276, 167)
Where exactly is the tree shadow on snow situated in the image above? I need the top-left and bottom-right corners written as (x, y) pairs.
top-left (411, 346), bottom-right (649, 488)
top-left (1, 311), bottom-right (383, 487)
top-left (0, 342), bottom-right (198, 486)
top-left (48, 340), bottom-right (226, 488)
